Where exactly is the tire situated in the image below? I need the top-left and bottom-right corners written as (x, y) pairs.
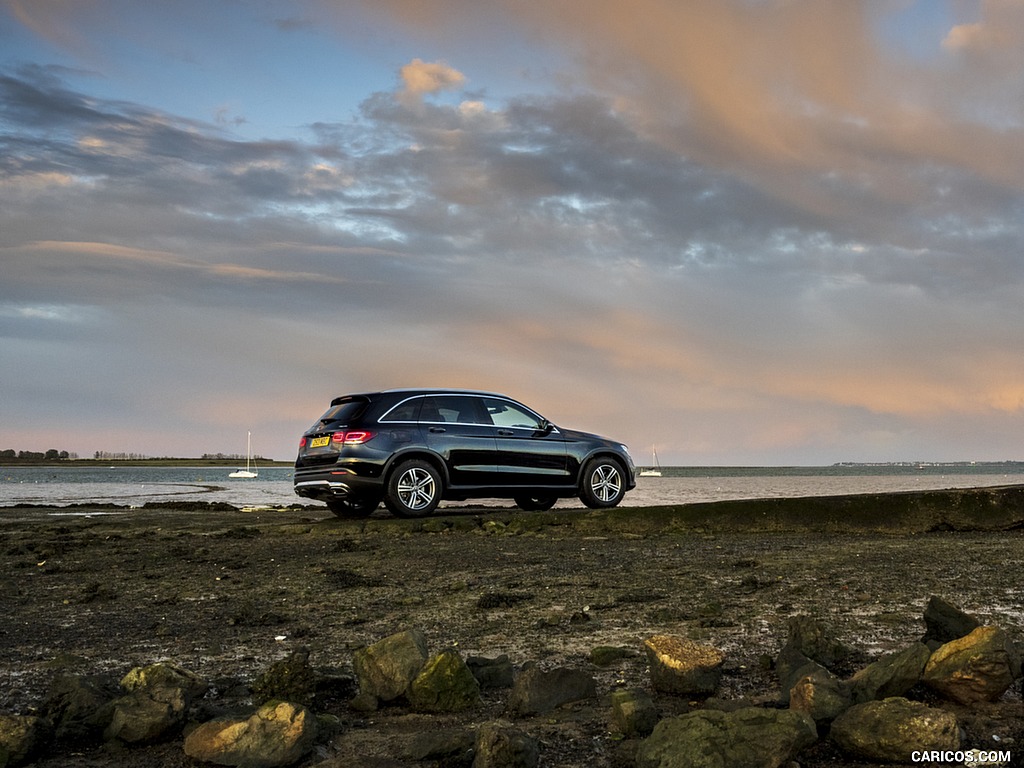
top-left (579, 457), bottom-right (626, 509)
top-left (514, 494), bottom-right (558, 512)
top-left (327, 494), bottom-right (381, 519)
top-left (384, 459), bottom-right (442, 517)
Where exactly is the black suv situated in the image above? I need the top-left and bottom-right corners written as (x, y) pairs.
top-left (294, 388), bottom-right (636, 517)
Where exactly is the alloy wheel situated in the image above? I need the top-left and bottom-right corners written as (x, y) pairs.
top-left (397, 466), bottom-right (437, 511)
top-left (590, 464), bottom-right (623, 502)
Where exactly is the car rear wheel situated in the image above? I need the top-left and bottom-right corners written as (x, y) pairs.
top-left (385, 459), bottom-right (442, 517)
top-left (514, 493), bottom-right (558, 512)
top-left (327, 494), bottom-right (381, 519)
top-left (579, 458), bottom-right (626, 509)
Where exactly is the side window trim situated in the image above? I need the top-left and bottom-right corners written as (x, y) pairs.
top-left (379, 393), bottom-right (558, 430)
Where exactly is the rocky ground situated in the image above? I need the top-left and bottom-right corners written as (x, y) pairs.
top-left (1, 491), bottom-right (1023, 767)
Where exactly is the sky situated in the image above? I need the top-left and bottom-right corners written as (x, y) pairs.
top-left (3, 0), bottom-right (1024, 465)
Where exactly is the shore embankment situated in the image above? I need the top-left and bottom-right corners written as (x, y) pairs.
top-left (567, 483), bottom-right (1024, 535)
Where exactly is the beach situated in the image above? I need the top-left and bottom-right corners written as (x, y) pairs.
top-left (1, 490), bottom-right (1023, 766)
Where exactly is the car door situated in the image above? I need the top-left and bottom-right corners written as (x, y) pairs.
top-left (418, 395), bottom-right (498, 487)
top-left (482, 397), bottom-right (569, 485)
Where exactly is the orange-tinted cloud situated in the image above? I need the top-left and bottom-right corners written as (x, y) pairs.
top-left (342, 0), bottom-right (1024, 212)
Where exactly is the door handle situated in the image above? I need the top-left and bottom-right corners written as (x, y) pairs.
top-left (429, 427), bottom-right (447, 433)
top-left (497, 429), bottom-right (514, 436)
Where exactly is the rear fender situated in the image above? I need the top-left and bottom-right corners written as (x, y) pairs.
top-left (383, 449), bottom-right (450, 487)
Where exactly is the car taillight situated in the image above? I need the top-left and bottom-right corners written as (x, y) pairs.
top-left (332, 430), bottom-right (376, 445)
top-left (299, 437), bottom-right (307, 448)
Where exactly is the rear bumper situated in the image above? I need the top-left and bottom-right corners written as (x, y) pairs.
top-left (293, 468), bottom-right (383, 501)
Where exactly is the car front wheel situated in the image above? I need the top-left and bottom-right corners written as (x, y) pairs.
top-left (385, 459), bottom-right (442, 517)
top-left (579, 458), bottom-right (626, 509)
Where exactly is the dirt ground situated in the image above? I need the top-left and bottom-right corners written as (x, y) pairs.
top-left (1, 498), bottom-right (1022, 767)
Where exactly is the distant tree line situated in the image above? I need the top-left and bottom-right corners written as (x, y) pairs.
top-left (3, 449), bottom-right (269, 463)
top-left (92, 452), bottom-right (262, 460)
top-left (1, 449), bottom-right (78, 460)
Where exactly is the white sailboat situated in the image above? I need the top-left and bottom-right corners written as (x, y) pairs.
top-left (229, 431), bottom-right (259, 478)
top-left (639, 446), bottom-right (662, 477)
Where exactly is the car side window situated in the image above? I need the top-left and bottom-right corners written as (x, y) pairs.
top-left (483, 398), bottom-right (544, 429)
top-left (380, 397), bottom-right (421, 422)
top-left (440, 397), bottom-right (487, 428)
top-left (419, 396), bottom-right (489, 425)
top-left (418, 397), bottom-right (444, 422)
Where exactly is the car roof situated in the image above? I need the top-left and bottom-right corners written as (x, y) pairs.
top-left (382, 388), bottom-right (509, 396)
top-left (329, 388), bottom-right (513, 405)
top-left (335, 388), bottom-right (510, 398)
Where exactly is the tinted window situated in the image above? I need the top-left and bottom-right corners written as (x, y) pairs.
top-left (311, 399), bottom-right (366, 429)
top-left (380, 397), bottom-right (421, 422)
top-left (419, 395), bottom-right (489, 424)
top-left (483, 398), bottom-right (544, 429)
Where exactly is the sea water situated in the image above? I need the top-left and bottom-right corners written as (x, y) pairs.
top-left (2, 463), bottom-right (1023, 511)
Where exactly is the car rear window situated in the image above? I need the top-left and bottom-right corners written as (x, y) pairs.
top-left (312, 399), bottom-right (366, 428)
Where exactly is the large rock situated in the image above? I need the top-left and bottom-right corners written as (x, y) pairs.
top-left (406, 728), bottom-right (475, 762)
top-left (848, 642), bottom-right (931, 704)
top-left (0, 715), bottom-right (52, 767)
top-left (183, 700), bottom-right (317, 768)
top-left (775, 646), bottom-right (818, 705)
top-left (40, 674), bottom-right (118, 744)
top-left (251, 648), bottom-right (315, 707)
top-left (830, 697), bottom-right (960, 763)
top-left (352, 629), bottom-right (429, 703)
top-left (105, 686), bottom-right (188, 745)
top-left (922, 596), bottom-right (980, 646)
top-left (106, 661), bottom-right (210, 745)
top-left (609, 688), bottom-right (659, 738)
top-left (783, 615), bottom-right (855, 669)
top-left (635, 707), bottom-right (817, 768)
top-left (788, 664), bottom-right (851, 725)
top-left (467, 654), bottom-right (515, 689)
top-left (645, 635), bottom-right (724, 696)
top-left (473, 722), bottom-right (540, 768)
top-left (408, 649), bottom-right (482, 712)
top-left (922, 625), bottom-right (1022, 704)
top-left (506, 664), bottom-right (597, 716)
top-left (120, 661), bottom-right (209, 700)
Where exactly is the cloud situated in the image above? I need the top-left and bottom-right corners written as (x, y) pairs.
top-left (3, 0), bottom-right (92, 56)
top-left (4, 3), bottom-right (1024, 462)
top-left (351, 0), bottom-right (1024, 217)
top-left (400, 58), bottom-right (465, 97)
top-left (943, 0), bottom-right (1024, 55)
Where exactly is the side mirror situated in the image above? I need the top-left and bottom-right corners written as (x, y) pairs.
top-left (537, 419), bottom-right (554, 435)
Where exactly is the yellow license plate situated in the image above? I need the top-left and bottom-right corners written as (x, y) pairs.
top-left (310, 436), bottom-right (331, 448)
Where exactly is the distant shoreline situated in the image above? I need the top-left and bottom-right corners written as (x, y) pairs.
top-left (0, 458), bottom-right (293, 468)
top-left (831, 460), bottom-right (1024, 468)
